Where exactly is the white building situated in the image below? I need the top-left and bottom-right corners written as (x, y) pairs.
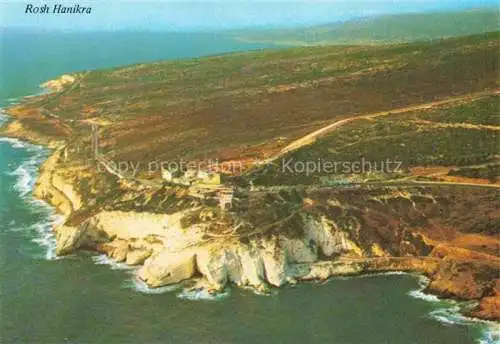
top-left (161, 169), bottom-right (173, 182)
top-left (217, 188), bottom-right (234, 210)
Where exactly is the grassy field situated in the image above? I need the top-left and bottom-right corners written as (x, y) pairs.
top-left (408, 95), bottom-right (500, 126)
top-left (250, 95), bottom-right (500, 186)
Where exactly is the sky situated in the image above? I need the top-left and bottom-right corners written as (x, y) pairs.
top-left (0, 0), bottom-right (498, 31)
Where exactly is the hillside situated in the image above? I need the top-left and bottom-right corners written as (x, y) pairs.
top-left (232, 9), bottom-right (500, 46)
top-left (2, 32), bottom-right (500, 321)
top-left (251, 93), bottom-right (499, 186)
top-left (3, 32), bottom-right (499, 176)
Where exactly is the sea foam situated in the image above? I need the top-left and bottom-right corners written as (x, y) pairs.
top-left (91, 254), bottom-right (134, 271)
top-left (407, 289), bottom-right (441, 303)
top-left (407, 275), bottom-right (441, 302)
top-left (177, 288), bottom-right (231, 301)
top-left (6, 141), bottom-right (48, 196)
top-left (29, 213), bottom-right (61, 260)
top-left (407, 275), bottom-right (499, 343)
top-left (0, 137), bottom-right (33, 150)
top-left (2, 137), bottom-right (58, 260)
top-left (124, 277), bottom-right (181, 295)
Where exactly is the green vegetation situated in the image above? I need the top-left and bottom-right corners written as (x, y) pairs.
top-left (448, 164), bottom-right (499, 182)
top-left (16, 32), bottom-right (499, 167)
top-left (409, 95), bottom-right (500, 126)
top-left (251, 95), bottom-right (500, 186)
top-left (6, 29), bottom-right (499, 191)
top-left (233, 9), bottom-right (500, 46)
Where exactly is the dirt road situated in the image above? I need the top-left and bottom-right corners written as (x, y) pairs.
top-left (268, 90), bottom-right (498, 162)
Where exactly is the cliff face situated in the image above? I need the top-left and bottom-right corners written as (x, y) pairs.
top-left (33, 150), bottom-right (75, 216)
top-left (31, 147), bottom-right (499, 321)
top-left (2, 32), bottom-right (497, 322)
top-left (40, 74), bottom-right (76, 92)
top-left (54, 207), bottom-right (361, 291)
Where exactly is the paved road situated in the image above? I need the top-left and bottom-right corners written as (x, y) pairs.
top-left (43, 82), bottom-right (498, 194)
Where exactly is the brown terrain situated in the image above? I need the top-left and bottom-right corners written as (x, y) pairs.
top-left (1, 32), bottom-right (499, 321)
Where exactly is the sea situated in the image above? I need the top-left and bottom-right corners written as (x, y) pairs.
top-left (0, 29), bottom-right (498, 344)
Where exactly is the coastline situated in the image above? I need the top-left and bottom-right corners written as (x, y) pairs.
top-left (0, 63), bottom-right (498, 342)
top-left (2, 85), bottom-right (500, 322)
top-left (1, 125), bottom-right (499, 342)
top-left (0, 18), bottom-right (499, 342)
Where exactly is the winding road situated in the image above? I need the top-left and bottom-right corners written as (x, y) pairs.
top-left (268, 90), bottom-right (498, 163)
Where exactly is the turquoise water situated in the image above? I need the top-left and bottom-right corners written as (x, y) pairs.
top-left (0, 30), bottom-right (496, 344)
top-left (0, 29), bottom-right (281, 104)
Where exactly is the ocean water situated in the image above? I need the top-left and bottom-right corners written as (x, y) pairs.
top-left (0, 29), bottom-right (282, 105)
top-left (0, 30), bottom-right (498, 344)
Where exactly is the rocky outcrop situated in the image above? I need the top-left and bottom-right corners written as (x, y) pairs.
top-left (47, 184), bottom-right (500, 320)
top-left (467, 296), bottom-right (500, 321)
top-left (280, 237), bottom-right (318, 263)
top-left (261, 238), bottom-right (288, 287)
top-left (51, 172), bottom-right (82, 211)
top-left (41, 74), bottom-right (76, 91)
top-left (88, 210), bottom-right (205, 244)
top-left (300, 261), bottom-right (365, 280)
top-left (137, 238), bottom-right (292, 291)
top-left (423, 245), bottom-right (500, 307)
top-left (33, 150), bottom-right (75, 217)
top-left (21, 145), bottom-right (500, 321)
top-left (53, 208), bottom-right (206, 254)
top-left (138, 249), bottom-right (197, 287)
top-left (303, 215), bottom-right (363, 257)
top-left (126, 248), bottom-right (153, 265)
top-left (98, 239), bottom-right (130, 262)
top-left (134, 227), bottom-right (360, 292)
top-left (195, 245), bottom-right (234, 290)
top-left (55, 223), bottom-right (109, 255)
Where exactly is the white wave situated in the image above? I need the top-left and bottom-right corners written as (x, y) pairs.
top-left (0, 137), bottom-right (47, 155)
top-left (0, 109), bottom-right (7, 126)
top-left (407, 275), bottom-right (499, 343)
top-left (25, 198), bottom-right (61, 260)
top-left (479, 325), bottom-right (500, 344)
top-left (4, 194), bottom-right (60, 260)
top-left (30, 220), bottom-right (58, 260)
top-left (6, 145), bottom-right (47, 197)
top-left (408, 289), bottom-right (441, 302)
top-left (3, 97), bottom-right (26, 106)
top-left (429, 305), bottom-right (500, 344)
top-left (407, 275), bottom-right (461, 306)
top-left (458, 315), bottom-right (500, 344)
top-left (0, 137), bottom-right (30, 149)
top-left (91, 254), bottom-right (134, 271)
top-left (177, 287), bottom-right (230, 301)
top-left (429, 306), bottom-right (464, 325)
top-left (407, 275), bottom-right (442, 302)
top-left (356, 271), bottom-right (408, 278)
top-left (12, 165), bottom-right (34, 197)
top-left (2, 138), bottom-right (58, 260)
top-left (2, 87), bottom-right (46, 107)
top-left (124, 277), bottom-right (181, 294)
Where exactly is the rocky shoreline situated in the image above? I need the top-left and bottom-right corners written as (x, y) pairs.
top-left (15, 138), bottom-right (496, 321)
top-left (1, 76), bottom-right (498, 322)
